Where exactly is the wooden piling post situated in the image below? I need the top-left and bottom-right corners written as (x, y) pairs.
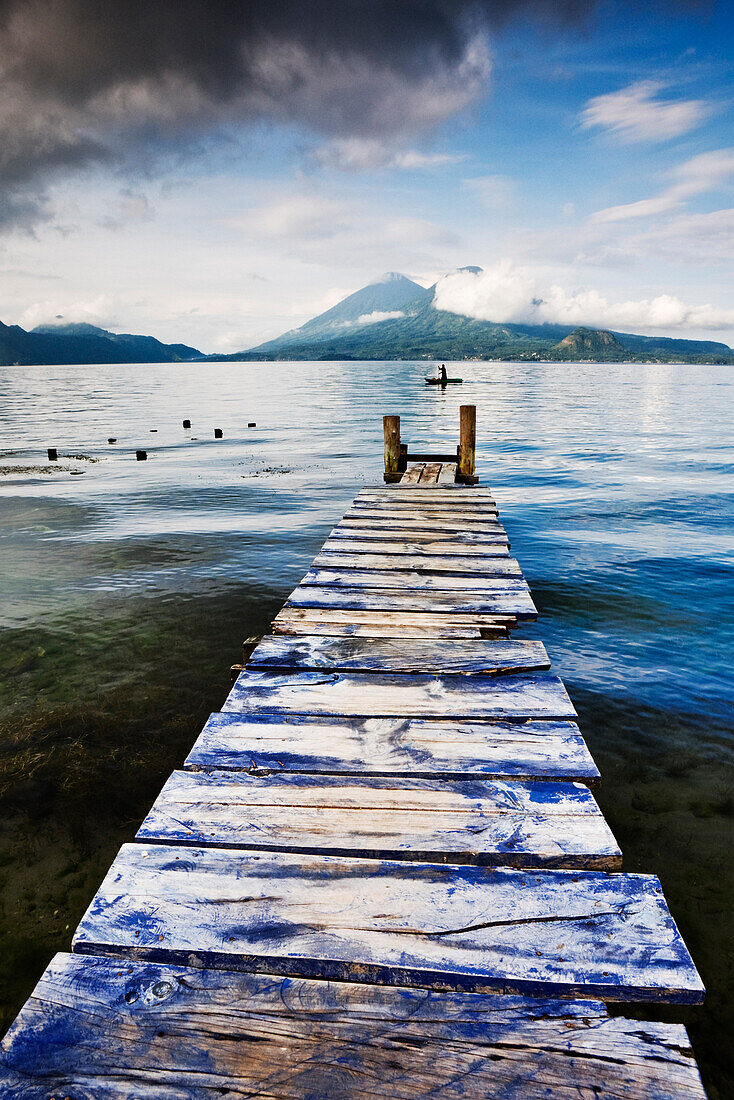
top-left (383, 415), bottom-right (401, 483)
top-left (458, 405), bottom-right (478, 484)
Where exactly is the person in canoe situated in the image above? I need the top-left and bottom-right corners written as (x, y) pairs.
top-left (438, 363), bottom-right (448, 383)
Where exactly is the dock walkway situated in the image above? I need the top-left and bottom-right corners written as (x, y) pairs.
top-left (0, 469), bottom-right (707, 1096)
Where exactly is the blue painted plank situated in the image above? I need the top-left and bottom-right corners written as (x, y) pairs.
top-left (137, 770), bottom-right (621, 869)
top-left (246, 634), bottom-right (551, 674)
top-left (285, 585), bottom-right (537, 617)
top-left (185, 712), bottom-right (601, 784)
top-left (301, 568), bottom-right (531, 593)
top-left (0, 953), bottom-right (707, 1098)
top-left (329, 524), bottom-right (509, 545)
top-left (222, 670), bottom-right (576, 720)
top-left (71, 845), bottom-right (705, 1004)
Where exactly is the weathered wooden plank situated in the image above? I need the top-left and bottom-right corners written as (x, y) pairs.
top-left (400, 464), bottom-right (424, 484)
top-left (331, 525), bottom-right (509, 545)
top-left (285, 585), bottom-right (537, 617)
top-left (71, 844), bottom-right (705, 1003)
top-left (419, 462), bottom-right (442, 484)
top-left (323, 537), bottom-right (511, 556)
top-left (302, 567), bottom-right (529, 593)
top-left (358, 488), bottom-right (494, 501)
top-left (344, 507), bottom-right (500, 526)
top-left (272, 606), bottom-right (513, 638)
top-left (274, 616), bottom-right (488, 638)
top-left (248, 634), bottom-right (550, 674)
top-left (354, 496), bottom-right (498, 513)
top-left (185, 713), bottom-right (600, 784)
top-left (137, 771), bottom-right (621, 869)
top-left (0, 954), bottom-right (707, 1099)
top-left (437, 462), bottom-right (457, 484)
top-left (223, 670), bottom-right (575, 720)
top-left (314, 550), bottom-right (515, 572)
top-left (347, 513), bottom-right (504, 531)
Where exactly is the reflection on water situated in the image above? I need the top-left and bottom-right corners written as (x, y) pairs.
top-left (1, 360), bottom-right (732, 1095)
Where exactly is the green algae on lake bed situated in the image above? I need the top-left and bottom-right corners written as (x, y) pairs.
top-left (0, 584), bottom-right (282, 1033)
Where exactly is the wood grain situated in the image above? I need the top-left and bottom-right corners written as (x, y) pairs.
top-left (247, 634), bottom-right (550, 674)
top-left (272, 607), bottom-right (514, 638)
top-left (301, 567), bottom-right (528, 592)
top-left (357, 489), bottom-right (495, 502)
top-left (0, 953), bottom-right (706, 1098)
top-left (71, 844), bottom-right (705, 1003)
top-left (330, 525), bottom-right (509, 545)
top-left (322, 537), bottom-right (511, 556)
top-left (285, 585), bottom-right (537, 617)
top-left (314, 550), bottom-right (514, 572)
top-left (223, 670), bottom-right (576, 720)
top-left (185, 712), bottom-right (601, 785)
top-left (400, 464), bottom-right (424, 483)
top-left (137, 770), bottom-right (621, 869)
top-left (343, 508), bottom-right (501, 527)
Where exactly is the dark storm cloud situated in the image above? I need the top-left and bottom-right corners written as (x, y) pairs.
top-left (0, 0), bottom-right (593, 226)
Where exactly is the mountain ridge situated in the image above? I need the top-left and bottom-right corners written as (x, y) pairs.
top-left (0, 321), bottom-right (201, 366)
top-left (221, 274), bottom-right (733, 364)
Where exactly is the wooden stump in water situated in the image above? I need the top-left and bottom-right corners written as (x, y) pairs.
top-left (458, 404), bottom-right (478, 484)
top-left (383, 415), bottom-right (401, 483)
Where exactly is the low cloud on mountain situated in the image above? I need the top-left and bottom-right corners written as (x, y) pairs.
top-left (433, 262), bottom-right (734, 332)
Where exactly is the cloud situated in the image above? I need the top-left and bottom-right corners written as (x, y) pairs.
top-left (464, 174), bottom-right (515, 208)
top-left (316, 139), bottom-right (464, 171)
top-left (581, 81), bottom-right (708, 143)
top-left (0, 0), bottom-right (592, 229)
top-left (433, 262), bottom-right (734, 332)
top-left (100, 189), bottom-right (154, 230)
top-left (591, 146), bottom-right (734, 223)
top-left (232, 192), bottom-right (459, 265)
top-left (18, 293), bottom-right (118, 330)
top-left (356, 310), bottom-right (405, 324)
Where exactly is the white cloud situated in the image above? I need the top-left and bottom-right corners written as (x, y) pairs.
top-left (464, 175), bottom-right (515, 208)
top-left (356, 310), bottom-right (405, 324)
top-left (433, 262), bottom-right (734, 333)
top-left (232, 191), bottom-right (458, 266)
top-left (591, 146), bottom-right (734, 223)
top-left (581, 81), bottom-right (708, 143)
top-left (100, 189), bottom-right (154, 230)
top-left (18, 293), bottom-right (117, 330)
top-left (315, 138), bottom-right (463, 171)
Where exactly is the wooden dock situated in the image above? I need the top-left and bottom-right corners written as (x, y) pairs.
top-left (0, 413), bottom-right (708, 1097)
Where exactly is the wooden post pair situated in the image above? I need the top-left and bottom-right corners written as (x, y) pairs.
top-left (383, 405), bottom-right (477, 484)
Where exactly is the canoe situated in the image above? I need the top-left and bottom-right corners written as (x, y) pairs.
top-left (425, 377), bottom-right (463, 384)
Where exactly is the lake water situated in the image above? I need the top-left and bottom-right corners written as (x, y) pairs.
top-left (1, 359), bottom-right (732, 1095)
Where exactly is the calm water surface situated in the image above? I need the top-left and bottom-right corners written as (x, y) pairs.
top-left (1, 360), bottom-right (732, 1095)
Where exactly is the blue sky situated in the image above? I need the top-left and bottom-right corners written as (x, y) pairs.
top-left (2, 0), bottom-right (734, 352)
